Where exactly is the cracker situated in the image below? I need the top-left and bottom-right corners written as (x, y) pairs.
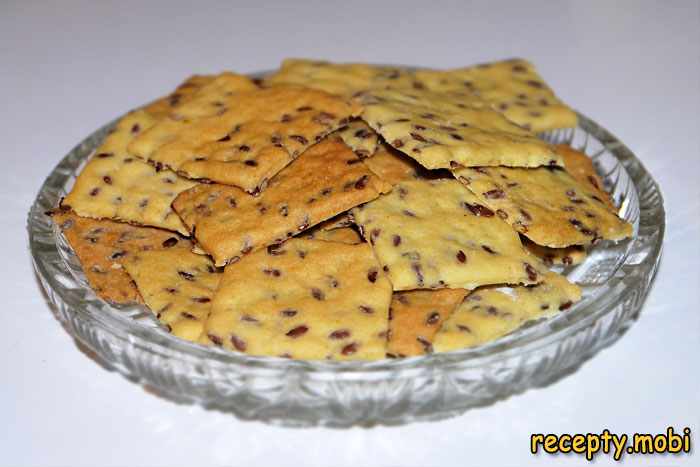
top-left (363, 144), bottom-right (443, 185)
top-left (315, 212), bottom-right (354, 230)
top-left (128, 85), bottom-right (362, 193)
top-left (555, 144), bottom-right (614, 208)
top-left (124, 247), bottom-right (221, 343)
top-left (303, 226), bottom-right (363, 244)
top-left (264, 58), bottom-right (419, 98)
top-left (387, 289), bottom-right (467, 357)
top-left (360, 87), bottom-right (560, 170)
top-left (63, 111), bottom-right (196, 234)
top-left (523, 238), bottom-right (587, 266)
top-left (352, 179), bottom-right (547, 291)
top-left (167, 72), bottom-right (258, 120)
top-left (172, 137), bottom-right (390, 266)
top-left (142, 74), bottom-right (216, 118)
top-left (433, 272), bottom-right (582, 352)
top-left (206, 238), bottom-right (392, 360)
top-left (51, 210), bottom-right (189, 304)
top-left (191, 242), bottom-right (209, 256)
top-left (415, 58), bottom-right (577, 132)
top-left (453, 165), bottom-right (633, 247)
top-left (337, 119), bottom-right (380, 158)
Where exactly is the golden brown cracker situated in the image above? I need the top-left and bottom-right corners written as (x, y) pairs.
top-left (129, 85), bottom-right (362, 193)
top-left (52, 210), bottom-right (189, 304)
top-left (124, 247), bottom-right (221, 342)
top-left (555, 144), bottom-right (614, 208)
top-left (523, 238), bottom-right (587, 267)
top-left (142, 74), bottom-right (216, 118)
top-left (387, 289), bottom-right (467, 357)
top-left (264, 58), bottom-right (419, 98)
top-left (172, 137), bottom-right (390, 266)
top-left (167, 72), bottom-right (258, 120)
top-left (303, 226), bottom-right (363, 244)
top-left (362, 144), bottom-right (439, 185)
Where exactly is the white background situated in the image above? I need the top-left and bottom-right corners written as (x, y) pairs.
top-left (2, 1), bottom-right (698, 466)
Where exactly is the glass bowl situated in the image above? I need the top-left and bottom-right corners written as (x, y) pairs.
top-left (28, 98), bottom-right (664, 427)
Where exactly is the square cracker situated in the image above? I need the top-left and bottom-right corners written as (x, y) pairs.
top-left (142, 74), bottom-right (216, 118)
top-left (124, 247), bottom-right (221, 343)
top-left (453, 165), bottom-right (633, 248)
top-left (264, 58), bottom-right (420, 98)
top-left (338, 119), bottom-right (380, 158)
top-left (172, 137), bottom-right (390, 266)
top-left (360, 87), bottom-right (560, 170)
top-left (433, 271), bottom-right (581, 352)
top-left (387, 289), bottom-right (467, 357)
top-left (51, 210), bottom-right (189, 304)
top-left (63, 110), bottom-right (196, 234)
top-left (128, 85), bottom-right (362, 193)
top-left (206, 238), bottom-right (393, 360)
top-left (352, 179), bottom-right (547, 291)
top-left (415, 58), bottom-right (577, 132)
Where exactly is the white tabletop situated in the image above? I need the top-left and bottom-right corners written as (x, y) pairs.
top-left (2, 1), bottom-right (698, 466)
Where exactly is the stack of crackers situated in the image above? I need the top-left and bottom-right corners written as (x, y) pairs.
top-left (51, 58), bottom-right (632, 360)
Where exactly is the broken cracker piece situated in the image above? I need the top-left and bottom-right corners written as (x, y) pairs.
top-left (555, 144), bottom-right (614, 209)
top-left (167, 71), bottom-right (258, 120)
top-left (523, 238), bottom-right (587, 266)
top-left (363, 144), bottom-right (448, 185)
top-left (387, 288), bottom-right (467, 357)
top-left (124, 247), bottom-right (221, 342)
top-left (338, 119), bottom-right (380, 158)
top-left (142, 74), bottom-right (216, 119)
top-left (303, 226), bottom-right (363, 244)
top-left (433, 271), bottom-right (581, 352)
